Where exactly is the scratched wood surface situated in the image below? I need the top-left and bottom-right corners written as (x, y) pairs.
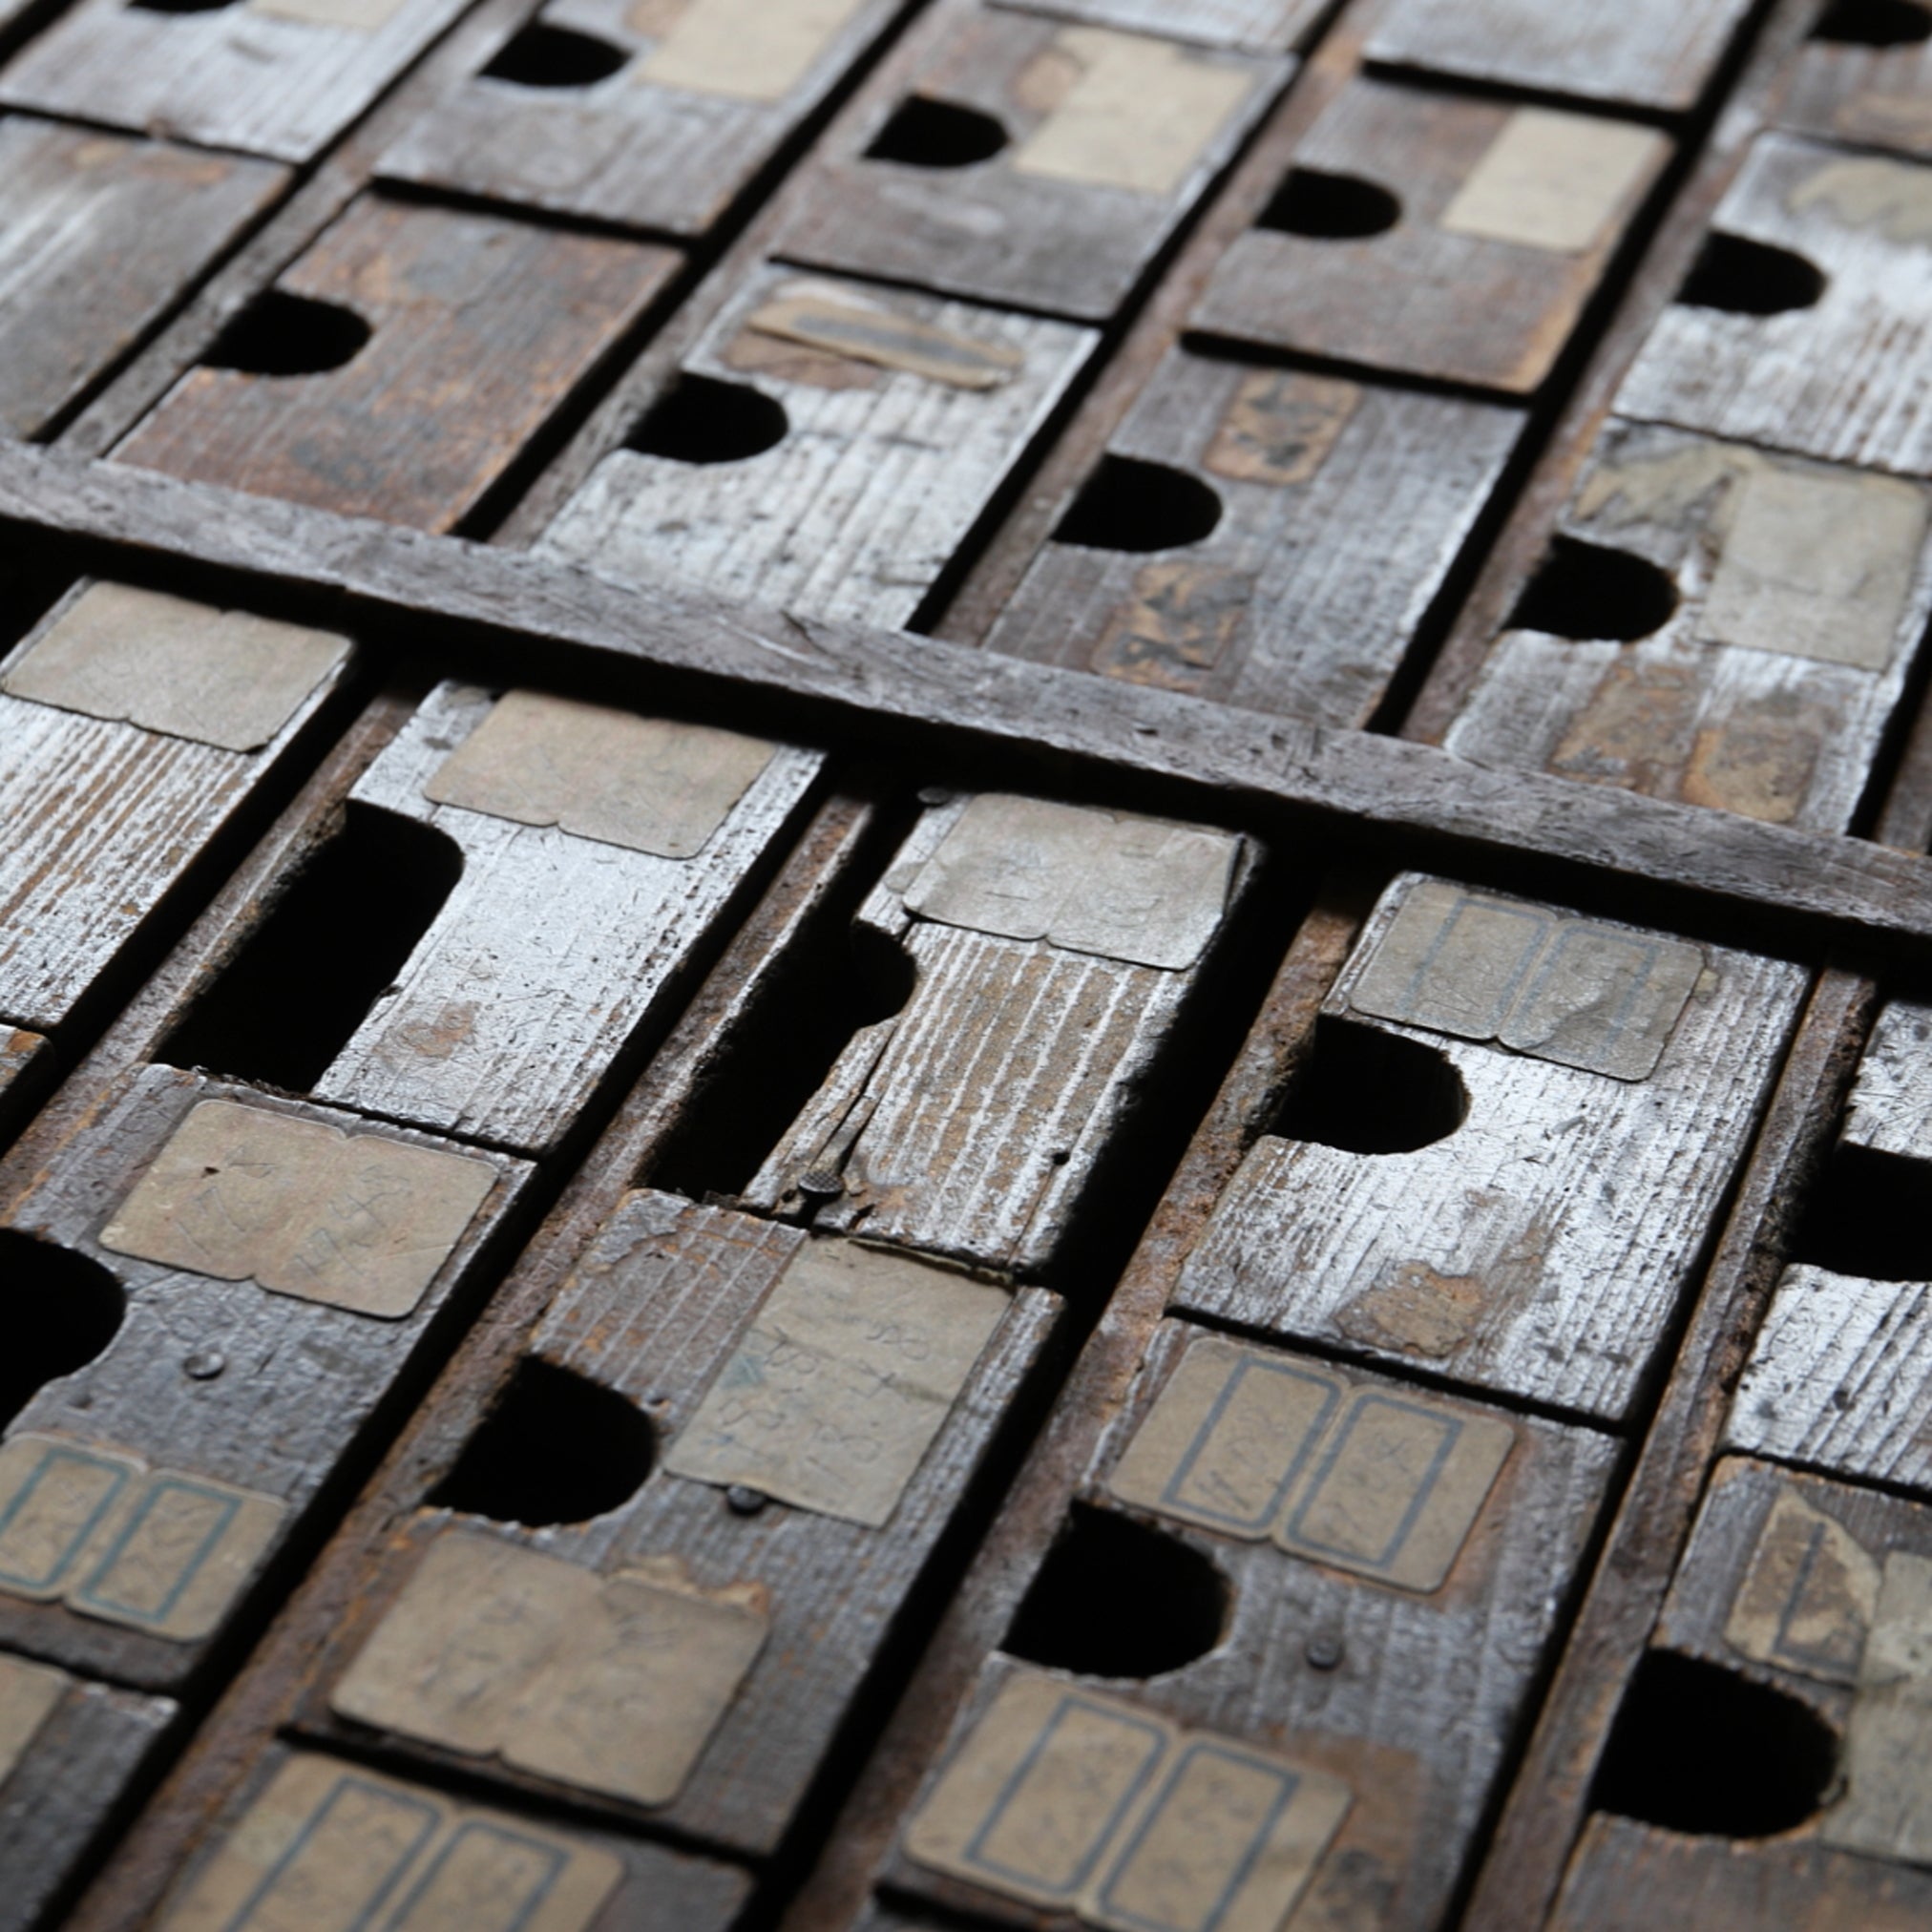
top-left (0, 0), bottom-right (474, 163)
top-left (1777, 15), bottom-right (1932, 159)
top-left (1443, 417), bottom-right (1932, 830)
top-left (1363, 0), bottom-right (1757, 112)
top-left (991, 0), bottom-right (1324, 52)
top-left (1193, 75), bottom-right (1672, 393)
top-left (1618, 133), bottom-right (1932, 476)
top-left (0, 1064), bottom-right (531, 1691)
top-left (772, 6), bottom-right (1288, 319)
top-left (0, 122), bottom-right (286, 441)
top-left (376, 0), bottom-right (907, 231)
top-left (538, 262), bottom-right (1096, 629)
top-left (980, 345), bottom-right (1522, 723)
top-left (115, 197), bottom-right (679, 534)
top-left (309, 681), bottom-right (825, 1154)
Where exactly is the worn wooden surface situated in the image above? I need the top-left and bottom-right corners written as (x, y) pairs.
top-left (0, 0), bottom-right (475, 163)
top-left (0, 124), bottom-right (285, 441)
top-left (116, 197), bottom-right (679, 534)
top-left (773, 7), bottom-right (1288, 319)
top-left (1777, 15), bottom-right (1932, 159)
top-left (539, 262), bottom-right (1096, 627)
top-left (1194, 76), bottom-right (1672, 392)
top-left (991, 0), bottom-right (1323, 52)
top-left (376, 0), bottom-right (907, 231)
top-left (981, 346), bottom-right (1522, 723)
top-left (1444, 417), bottom-right (1932, 830)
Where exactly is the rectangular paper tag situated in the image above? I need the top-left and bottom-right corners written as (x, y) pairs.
top-left (1724, 1486), bottom-right (1880, 1685)
top-left (637, 0), bottom-right (865, 100)
top-left (1438, 109), bottom-right (1666, 254)
top-left (0, 1654), bottom-right (67, 1783)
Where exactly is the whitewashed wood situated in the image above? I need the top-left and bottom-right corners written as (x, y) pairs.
top-left (377, 0), bottom-right (905, 230)
top-left (1364, 0), bottom-right (1754, 112)
top-left (1779, 25), bottom-right (1932, 162)
top-left (539, 264), bottom-right (1095, 630)
top-left (0, 1065), bottom-right (532, 1691)
top-left (737, 792), bottom-right (1250, 1275)
top-left (983, 346), bottom-right (1522, 724)
top-left (310, 682), bottom-right (823, 1154)
top-left (993, 0), bottom-right (1321, 52)
top-left (0, 585), bottom-right (353, 1034)
top-left (1619, 134), bottom-right (1932, 475)
top-left (0, 123), bottom-right (285, 439)
top-left (0, 0), bottom-right (475, 163)
top-left (1843, 998), bottom-right (1932, 1163)
top-left (1172, 872), bottom-right (1808, 1420)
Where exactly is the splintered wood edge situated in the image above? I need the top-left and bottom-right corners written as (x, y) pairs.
top-left (5, 444), bottom-right (1932, 957)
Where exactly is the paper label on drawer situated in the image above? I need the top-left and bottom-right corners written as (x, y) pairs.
top-left (424, 691), bottom-right (775, 858)
top-left (1725, 1485), bottom-right (1880, 1685)
top-left (1013, 29), bottom-right (1254, 198)
top-left (904, 1670), bottom-right (1351, 1929)
top-left (903, 793), bottom-right (1238, 969)
top-left (1204, 370), bottom-right (1359, 487)
top-left (0, 1654), bottom-right (67, 1783)
top-left (154, 1752), bottom-right (622, 1932)
top-left (637, 0), bottom-right (864, 99)
top-left (1438, 109), bottom-right (1665, 254)
top-left (664, 1240), bottom-right (1008, 1525)
top-left (1823, 1551), bottom-right (1932, 1864)
top-left (246, 0), bottom-right (409, 27)
top-left (1109, 1335), bottom-right (1512, 1592)
top-left (0, 1435), bottom-right (285, 1640)
top-left (744, 290), bottom-right (1024, 389)
top-left (1348, 878), bottom-right (1705, 1081)
top-left (0, 583), bottom-right (348, 751)
top-left (101, 1100), bottom-right (495, 1318)
top-left (331, 1531), bottom-right (767, 1807)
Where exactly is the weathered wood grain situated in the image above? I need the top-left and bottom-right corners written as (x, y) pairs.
top-left (115, 196), bottom-right (678, 534)
top-left (1364, 0), bottom-right (1757, 113)
top-left (1777, 16), bottom-right (1932, 161)
top-left (538, 262), bottom-right (1095, 628)
top-left (981, 346), bottom-right (1522, 723)
top-left (1173, 871), bottom-right (1808, 1420)
top-left (991, 0), bottom-right (1323, 52)
top-left (376, 0), bottom-right (907, 231)
top-left (772, 8), bottom-right (1288, 319)
top-left (0, 123), bottom-right (285, 440)
top-left (0, 0), bottom-right (475, 163)
top-left (308, 681), bottom-right (824, 1154)
top-left (1618, 133), bottom-right (1932, 474)
top-left (0, 1032), bottom-right (48, 1127)
top-left (0, 1065), bottom-right (531, 1691)
top-left (1193, 77), bottom-right (1672, 393)
top-left (1444, 417), bottom-right (1932, 830)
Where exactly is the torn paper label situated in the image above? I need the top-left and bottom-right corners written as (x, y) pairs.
top-left (1725, 1485), bottom-right (1880, 1685)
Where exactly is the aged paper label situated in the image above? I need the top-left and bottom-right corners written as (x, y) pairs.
top-left (1725, 1486), bottom-right (1880, 1685)
top-left (1438, 109), bottom-right (1665, 254)
top-left (101, 1100), bottom-right (495, 1318)
top-left (0, 1435), bottom-right (286, 1641)
top-left (1012, 29), bottom-right (1253, 199)
top-left (1823, 1551), bottom-right (1932, 1866)
top-left (637, 0), bottom-right (863, 99)
top-left (332, 1531), bottom-right (767, 1807)
top-left (1789, 156), bottom-right (1932, 245)
top-left (903, 793), bottom-right (1239, 970)
top-left (1204, 370), bottom-right (1359, 488)
top-left (1700, 465), bottom-right (1926, 672)
top-left (1108, 1336), bottom-right (1512, 1592)
top-left (0, 583), bottom-right (348, 752)
top-left (247, 0), bottom-right (409, 27)
top-left (904, 1670), bottom-right (1350, 1927)
top-left (664, 1240), bottom-right (1008, 1525)
top-left (424, 692), bottom-right (775, 858)
top-left (1091, 562), bottom-right (1252, 693)
top-left (0, 1654), bottom-right (67, 1784)
top-left (156, 1752), bottom-right (623, 1932)
top-left (1348, 878), bottom-right (1706, 1081)
top-left (744, 290), bottom-right (1024, 389)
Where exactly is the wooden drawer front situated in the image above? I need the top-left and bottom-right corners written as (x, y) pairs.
top-left (990, 0), bottom-right (1323, 54)
top-left (1777, 21), bottom-right (1932, 163)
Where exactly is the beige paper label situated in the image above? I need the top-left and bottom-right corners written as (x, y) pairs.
top-left (424, 692), bottom-right (775, 859)
top-left (245, 0), bottom-right (410, 29)
top-left (664, 1241), bottom-right (1008, 1525)
top-left (636, 0), bottom-right (864, 99)
top-left (1789, 156), bottom-right (1932, 245)
top-left (332, 1531), bottom-right (767, 1807)
top-left (1438, 109), bottom-right (1665, 254)
top-left (904, 1670), bottom-right (1351, 1928)
top-left (1349, 878), bottom-right (1706, 1081)
top-left (101, 1100), bottom-right (495, 1318)
top-left (1823, 1552), bottom-right (1932, 1865)
top-left (1, 583), bottom-right (348, 752)
top-left (744, 290), bottom-right (1024, 389)
top-left (0, 1435), bottom-right (286, 1641)
top-left (1109, 1335), bottom-right (1512, 1592)
top-left (903, 794), bottom-right (1238, 970)
top-left (1700, 465), bottom-right (1926, 672)
top-left (156, 1752), bottom-right (623, 1932)
top-left (1012, 28), bottom-right (1254, 199)
top-left (0, 1654), bottom-right (67, 1784)
top-left (1204, 370), bottom-right (1358, 488)
top-left (1725, 1486), bottom-right (1880, 1685)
